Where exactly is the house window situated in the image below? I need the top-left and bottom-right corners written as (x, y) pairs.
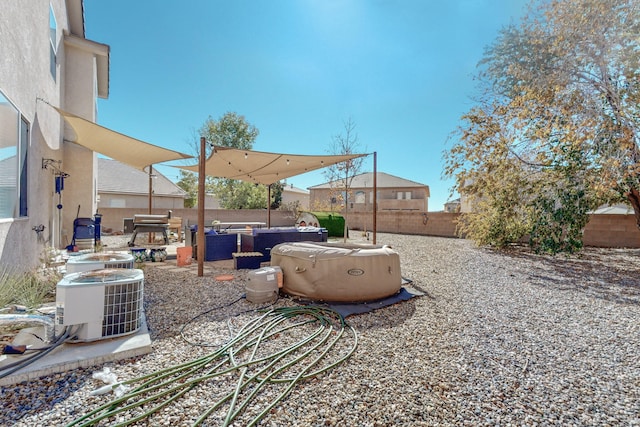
top-left (355, 191), bottom-right (365, 204)
top-left (0, 91), bottom-right (29, 219)
top-left (49, 5), bottom-right (57, 80)
top-left (19, 117), bottom-right (28, 217)
top-left (405, 191), bottom-right (412, 200)
top-left (397, 192), bottom-right (403, 200)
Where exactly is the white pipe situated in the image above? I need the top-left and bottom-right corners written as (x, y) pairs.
top-left (0, 314), bottom-right (55, 344)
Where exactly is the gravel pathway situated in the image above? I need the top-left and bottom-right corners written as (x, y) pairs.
top-left (1, 234), bottom-right (639, 426)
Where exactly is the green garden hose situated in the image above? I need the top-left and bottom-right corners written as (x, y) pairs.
top-left (66, 306), bottom-right (357, 427)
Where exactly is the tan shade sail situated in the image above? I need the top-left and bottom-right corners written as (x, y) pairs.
top-left (55, 107), bottom-right (192, 170)
top-left (179, 145), bottom-right (367, 185)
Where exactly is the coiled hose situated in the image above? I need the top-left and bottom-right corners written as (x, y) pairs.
top-left (66, 305), bottom-right (358, 427)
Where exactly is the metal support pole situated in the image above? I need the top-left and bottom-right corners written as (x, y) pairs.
top-left (197, 137), bottom-right (205, 277)
top-left (267, 184), bottom-right (271, 228)
top-left (148, 165), bottom-right (153, 214)
top-left (148, 165), bottom-right (153, 243)
top-left (373, 151), bottom-right (377, 245)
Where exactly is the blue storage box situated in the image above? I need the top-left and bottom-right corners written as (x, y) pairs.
top-left (204, 233), bottom-right (237, 261)
top-left (232, 252), bottom-right (263, 269)
top-left (240, 228), bottom-right (328, 262)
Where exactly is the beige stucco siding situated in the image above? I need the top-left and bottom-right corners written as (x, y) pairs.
top-left (0, 1), bottom-right (68, 266)
top-left (0, 0), bottom-right (108, 270)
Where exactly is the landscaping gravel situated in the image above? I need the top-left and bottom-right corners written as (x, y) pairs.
top-left (1, 233), bottom-right (639, 426)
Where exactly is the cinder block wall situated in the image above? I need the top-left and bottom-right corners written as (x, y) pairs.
top-left (347, 211), bottom-right (640, 248)
top-left (583, 214), bottom-right (640, 247)
top-left (97, 208), bottom-right (640, 248)
top-left (97, 208), bottom-right (297, 233)
top-left (347, 211), bottom-right (459, 237)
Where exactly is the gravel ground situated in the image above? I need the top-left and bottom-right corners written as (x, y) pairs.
top-left (2, 233), bottom-right (640, 426)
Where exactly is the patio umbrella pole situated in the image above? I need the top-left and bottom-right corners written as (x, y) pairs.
top-left (267, 184), bottom-right (271, 228)
top-left (197, 137), bottom-right (205, 276)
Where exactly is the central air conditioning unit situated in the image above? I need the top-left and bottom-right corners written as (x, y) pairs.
top-left (67, 252), bottom-right (134, 274)
top-left (66, 252), bottom-right (134, 274)
top-left (56, 269), bottom-right (144, 342)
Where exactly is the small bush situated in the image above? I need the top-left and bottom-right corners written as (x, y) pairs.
top-left (0, 265), bottom-right (59, 311)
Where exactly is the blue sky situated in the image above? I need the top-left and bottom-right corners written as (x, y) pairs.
top-left (84, 0), bottom-right (529, 211)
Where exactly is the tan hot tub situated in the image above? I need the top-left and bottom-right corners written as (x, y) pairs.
top-left (270, 241), bottom-right (402, 302)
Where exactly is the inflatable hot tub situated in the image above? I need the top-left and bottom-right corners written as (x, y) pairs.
top-left (270, 241), bottom-right (402, 302)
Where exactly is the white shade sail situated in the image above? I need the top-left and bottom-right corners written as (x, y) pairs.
top-left (179, 145), bottom-right (367, 185)
top-left (55, 107), bottom-right (192, 170)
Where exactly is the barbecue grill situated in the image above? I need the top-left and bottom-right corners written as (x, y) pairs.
top-left (127, 214), bottom-right (170, 246)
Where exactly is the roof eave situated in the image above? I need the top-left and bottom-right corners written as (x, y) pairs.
top-left (63, 34), bottom-right (110, 99)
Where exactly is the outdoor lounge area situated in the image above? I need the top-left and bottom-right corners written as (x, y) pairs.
top-left (240, 227), bottom-right (328, 262)
top-left (186, 226), bottom-right (329, 262)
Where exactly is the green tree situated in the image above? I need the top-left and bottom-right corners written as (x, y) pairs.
top-left (176, 169), bottom-right (198, 208)
top-left (323, 117), bottom-right (366, 241)
top-left (199, 112), bottom-right (259, 152)
top-left (269, 181), bottom-right (283, 210)
top-left (444, 0), bottom-right (640, 253)
top-left (196, 112), bottom-right (279, 209)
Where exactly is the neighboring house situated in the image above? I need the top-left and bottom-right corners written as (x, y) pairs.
top-left (444, 198), bottom-right (461, 213)
top-left (309, 172), bottom-right (430, 212)
top-left (203, 184), bottom-right (307, 210)
top-left (97, 158), bottom-right (186, 210)
top-left (204, 194), bottom-right (222, 209)
top-left (1, 0), bottom-right (109, 269)
top-left (281, 183), bottom-right (310, 210)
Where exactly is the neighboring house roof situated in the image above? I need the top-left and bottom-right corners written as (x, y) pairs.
top-left (283, 184), bottom-right (310, 195)
top-left (591, 204), bottom-right (635, 215)
top-left (98, 158), bottom-right (186, 198)
top-left (309, 172), bottom-right (429, 192)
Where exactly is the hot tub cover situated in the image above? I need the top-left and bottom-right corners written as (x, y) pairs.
top-left (270, 241), bottom-right (402, 302)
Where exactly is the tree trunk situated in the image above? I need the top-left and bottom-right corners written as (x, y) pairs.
top-left (627, 187), bottom-right (640, 230)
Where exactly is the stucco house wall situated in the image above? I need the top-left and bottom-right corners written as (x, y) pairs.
top-left (0, 0), bottom-right (108, 270)
top-left (281, 184), bottom-right (310, 210)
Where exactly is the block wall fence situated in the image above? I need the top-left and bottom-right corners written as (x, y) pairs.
top-left (96, 208), bottom-right (640, 248)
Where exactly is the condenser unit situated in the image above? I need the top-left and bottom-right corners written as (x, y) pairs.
top-left (66, 252), bottom-right (135, 274)
top-left (56, 269), bottom-right (144, 342)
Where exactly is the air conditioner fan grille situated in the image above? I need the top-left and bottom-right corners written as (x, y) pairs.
top-left (103, 279), bottom-right (144, 338)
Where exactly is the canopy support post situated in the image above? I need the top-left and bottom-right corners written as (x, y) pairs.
top-left (197, 137), bottom-right (205, 277)
top-left (148, 165), bottom-right (153, 243)
top-left (148, 165), bottom-right (153, 214)
top-left (267, 184), bottom-right (271, 228)
top-left (373, 151), bottom-right (377, 245)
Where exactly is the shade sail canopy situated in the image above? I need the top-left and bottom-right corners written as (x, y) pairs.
top-left (179, 145), bottom-right (367, 185)
top-left (55, 107), bottom-right (192, 170)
